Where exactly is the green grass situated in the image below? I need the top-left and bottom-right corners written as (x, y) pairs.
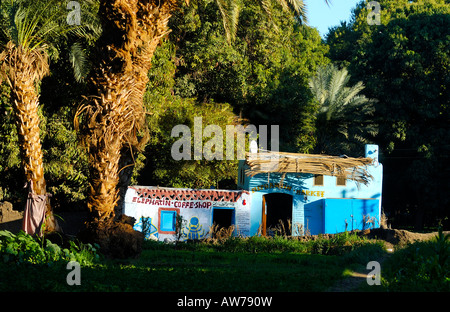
top-left (2, 229), bottom-right (447, 292)
top-left (0, 231), bottom-right (389, 292)
top-left (0, 246), bottom-right (366, 292)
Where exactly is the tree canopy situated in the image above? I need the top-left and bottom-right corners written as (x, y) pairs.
top-left (167, 0), bottom-right (329, 153)
top-left (326, 0), bottom-right (450, 229)
top-left (0, 0), bottom-right (448, 231)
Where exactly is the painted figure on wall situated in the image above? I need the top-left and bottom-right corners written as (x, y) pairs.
top-left (134, 217), bottom-right (158, 240)
top-left (184, 216), bottom-right (207, 240)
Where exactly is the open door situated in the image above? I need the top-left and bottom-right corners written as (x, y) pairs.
top-left (212, 207), bottom-right (234, 229)
top-left (261, 196), bottom-right (267, 236)
top-left (262, 193), bottom-right (293, 236)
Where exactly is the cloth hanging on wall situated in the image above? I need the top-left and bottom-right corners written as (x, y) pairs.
top-left (22, 181), bottom-right (50, 236)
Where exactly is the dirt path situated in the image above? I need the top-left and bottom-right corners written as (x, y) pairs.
top-left (327, 252), bottom-right (392, 292)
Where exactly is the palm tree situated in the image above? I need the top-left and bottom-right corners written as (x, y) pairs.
top-left (308, 63), bottom-right (378, 155)
top-left (75, 0), bottom-right (332, 256)
top-left (0, 0), bottom-right (98, 234)
top-left (217, 0), bottom-right (332, 42)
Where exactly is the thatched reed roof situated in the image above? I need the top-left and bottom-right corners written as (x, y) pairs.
top-left (244, 150), bottom-right (375, 185)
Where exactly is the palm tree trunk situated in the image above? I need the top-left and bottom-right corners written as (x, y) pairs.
top-left (83, 0), bottom-right (176, 223)
top-left (12, 75), bottom-right (46, 195)
top-left (85, 71), bottom-right (134, 223)
top-left (0, 43), bottom-right (59, 233)
top-left (77, 1), bottom-right (177, 257)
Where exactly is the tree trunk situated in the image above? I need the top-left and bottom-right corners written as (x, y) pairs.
top-left (83, 0), bottom-right (177, 222)
top-left (116, 148), bottom-right (137, 219)
top-left (77, 0), bottom-right (177, 257)
top-left (0, 43), bottom-right (59, 233)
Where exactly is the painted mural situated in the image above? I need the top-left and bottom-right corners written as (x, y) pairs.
top-left (133, 216), bottom-right (159, 240)
top-left (124, 187), bottom-right (251, 242)
top-left (183, 217), bottom-right (207, 240)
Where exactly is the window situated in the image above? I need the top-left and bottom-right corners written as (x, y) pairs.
top-left (161, 211), bottom-right (176, 231)
top-left (336, 176), bottom-right (346, 186)
top-left (314, 174), bottom-right (324, 186)
top-left (159, 208), bottom-right (179, 233)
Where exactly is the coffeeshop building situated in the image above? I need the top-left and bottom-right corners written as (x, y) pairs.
top-left (123, 144), bottom-right (383, 241)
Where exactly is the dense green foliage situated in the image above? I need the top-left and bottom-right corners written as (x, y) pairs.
top-left (0, 0), bottom-right (448, 232)
top-left (166, 0), bottom-right (329, 153)
top-left (0, 230), bottom-right (99, 265)
top-left (0, 83), bottom-right (21, 201)
top-left (382, 229), bottom-right (449, 291)
top-left (326, 0), bottom-right (450, 229)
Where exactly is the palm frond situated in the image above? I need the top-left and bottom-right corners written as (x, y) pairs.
top-left (277, 0), bottom-right (307, 22)
top-left (216, 0), bottom-right (316, 43)
top-left (216, 0), bottom-right (241, 43)
top-left (309, 62), bottom-right (378, 155)
top-left (10, 1), bottom-right (59, 51)
top-left (69, 41), bottom-right (90, 82)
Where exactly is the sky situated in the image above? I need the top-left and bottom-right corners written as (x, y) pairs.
top-left (306, 0), bottom-right (362, 38)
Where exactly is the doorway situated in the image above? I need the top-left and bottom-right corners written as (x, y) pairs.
top-left (262, 193), bottom-right (293, 236)
top-left (212, 207), bottom-right (234, 229)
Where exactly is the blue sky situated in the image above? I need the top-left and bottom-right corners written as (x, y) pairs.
top-left (306, 0), bottom-right (362, 38)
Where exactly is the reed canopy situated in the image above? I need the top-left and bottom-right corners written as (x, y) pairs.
top-left (244, 150), bottom-right (375, 185)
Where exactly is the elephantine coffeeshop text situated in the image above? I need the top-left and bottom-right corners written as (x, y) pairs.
top-left (131, 197), bottom-right (213, 209)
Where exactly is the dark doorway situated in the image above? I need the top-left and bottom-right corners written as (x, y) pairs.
top-left (263, 193), bottom-right (293, 236)
top-left (212, 208), bottom-right (234, 229)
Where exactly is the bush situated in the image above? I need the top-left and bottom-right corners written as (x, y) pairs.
top-left (341, 242), bottom-right (386, 265)
top-left (212, 236), bottom-right (306, 253)
top-left (382, 229), bottom-right (450, 291)
top-left (152, 231), bottom-right (378, 256)
top-left (0, 230), bottom-right (100, 266)
top-left (307, 231), bottom-right (371, 256)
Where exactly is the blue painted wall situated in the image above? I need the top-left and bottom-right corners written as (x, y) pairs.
top-left (238, 144), bottom-right (383, 236)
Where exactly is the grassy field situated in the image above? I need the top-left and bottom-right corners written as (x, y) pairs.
top-left (0, 230), bottom-right (448, 292)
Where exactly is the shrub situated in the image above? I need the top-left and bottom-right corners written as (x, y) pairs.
top-left (0, 230), bottom-right (100, 266)
top-left (307, 231), bottom-right (370, 255)
top-left (341, 242), bottom-right (386, 265)
top-left (383, 229), bottom-right (450, 291)
top-left (144, 231), bottom-right (384, 260)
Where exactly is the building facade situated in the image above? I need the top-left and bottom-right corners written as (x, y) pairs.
top-left (123, 144), bottom-right (382, 241)
top-left (124, 187), bottom-right (251, 241)
top-left (238, 144), bottom-right (382, 236)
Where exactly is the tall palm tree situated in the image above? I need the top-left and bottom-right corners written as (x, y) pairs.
top-left (75, 0), bottom-right (332, 256)
top-left (217, 0), bottom-right (331, 42)
top-left (308, 63), bottom-right (378, 155)
top-left (0, 0), bottom-right (98, 234)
